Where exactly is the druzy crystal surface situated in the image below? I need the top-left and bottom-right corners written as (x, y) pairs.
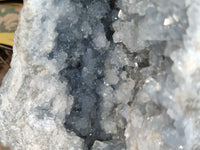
top-left (0, 0), bottom-right (199, 150)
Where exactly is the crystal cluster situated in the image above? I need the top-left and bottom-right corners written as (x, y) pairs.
top-left (0, 0), bottom-right (199, 150)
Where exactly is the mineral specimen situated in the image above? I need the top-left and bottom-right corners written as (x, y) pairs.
top-left (0, 0), bottom-right (199, 150)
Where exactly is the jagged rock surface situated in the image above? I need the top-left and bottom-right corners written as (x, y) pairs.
top-left (0, 0), bottom-right (199, 150)
top-left (0, 0), bottom-right (83, 149)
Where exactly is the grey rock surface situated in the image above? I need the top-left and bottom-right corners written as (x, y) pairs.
top-left (0, 0), bottom-right (83, 149)
top-left (0, 0), bottom-right (199, 150)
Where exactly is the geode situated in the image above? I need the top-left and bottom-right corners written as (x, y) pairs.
top-left (0, 0), bottom-right (199, 150)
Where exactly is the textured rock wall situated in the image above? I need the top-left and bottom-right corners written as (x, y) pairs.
top-left (0, 0), bottom-right (83, 149)
top-left (116, 0), bottom-right (200, 150)
top-left (0, 0), bottom-right (200, 150)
